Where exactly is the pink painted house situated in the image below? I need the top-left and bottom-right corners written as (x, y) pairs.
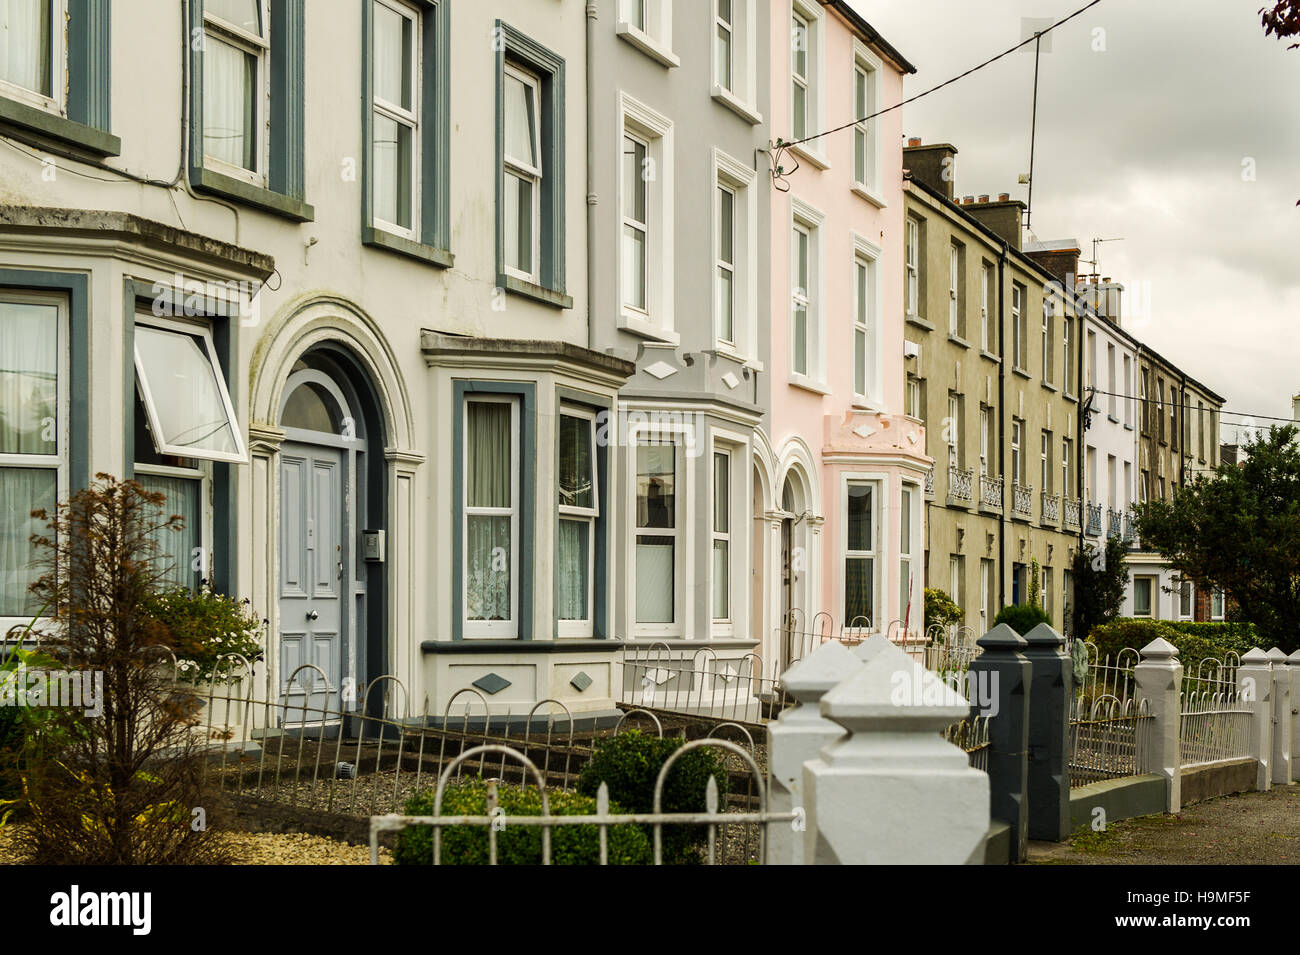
top-left (756, 0), bottom-right (927, 672)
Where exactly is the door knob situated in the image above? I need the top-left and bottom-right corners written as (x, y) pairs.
top-left (306, 610), bottom-right (319, 621)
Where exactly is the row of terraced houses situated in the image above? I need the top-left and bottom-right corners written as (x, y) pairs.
top-left (0, 0), bottom-right (1225, 720)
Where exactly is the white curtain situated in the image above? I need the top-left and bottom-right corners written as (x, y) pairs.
top-left (0, 467), bottom-right (54, 616)
top-left (635, 537), bottom-right (673, 623)
top-left (466, 402), bottom-right (512, 622)
top-left (203, 34), bottom-right (254, 170)
top-left (467, 402), bottom-right (510, 507)
top-left (556, 518), bottom-right (587, 621)
top-left (0, 300), bottom-right (57, 455)
top-left (137, 474), bottom-right (200, 590)
top-left (712, 540), bottom-right (728, 619)
top-left (0, 0), bottom-right (49, 95)
top-left (466, 516), bottom-right (510, 621)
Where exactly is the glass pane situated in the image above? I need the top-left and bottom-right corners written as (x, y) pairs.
top-left (1134, 579), bottom-right (1151, 616)
top-left (505, 173), bottom-right (534, 274)
top-left (846, 483), bottom-right (872, 551)
top-left (622, 224), bottom-right (646, 309)
top-left (503, 71), bottom-right (536, 166)
top-left (466, 401), bottom-right (511, 509)
top-left (137, 474), bottom-right (201, 590)
top-left (372, 1), bottom-right (413, 110)
top-left (635, 535), bottom-right (674, 623)
top-left (636, 443), bottom-right (674, 529)
top-left (558, 414), bottom-right (593, 509)
top-left (844, 556), bottom-right (873, 625)
top-left (792, 82), bottom-right (806, 139)
top-left (466, 514), bottom-right (511, 621)
top-left (900, 486), bottom-right (912, 552)
top-left (717, 267), bottom-right (733, 342)
top-left (0, 0), bottom-right (51, 94)
top-left (203, 35), bottom-right (256, 170)
top-left (280, 381), bottom-right (343, 434)
top-left (899, 558), bottom-right (912, 619)
top-left (713, 452), bottom-right (729, 534)
top-left (206, 0), bottom-right (261, 32)
top-left (795, 228), bottom-right (808, 287)
top-left (718, 0), bottom-right (731, 23)
top-left (372, 112), bottom-right (413, 229)
top-left (556, 518), bottom-right (589, 621)
top-left (712, 540), bottom-right (729, 619)
top-left (856, 261), bottom-right (868, 324)
top-left (135, 325), bottom-right (239, 457)
top-left (854, 128), bottom-right (866, 184)
top-left (622, 137), bottom-right (646, 222)
top-left (718, 188), bottom-right (734, 264)
top-left (792, 304), bottom-right (807, 376)
top-left (0, 300), bottom-right (57, 455)
top-left (792, 17), bottom-right (806, 76)
top-left (629, 0), bottom-right (645, 31)
top-left (854, 69), bottom-right (866, 115)
top-left (715, 24), bottom-right (731, 89)
top-left (0, 466), bottom-right (55, 616)
top-left (854, 328), bottom-right (866, 395)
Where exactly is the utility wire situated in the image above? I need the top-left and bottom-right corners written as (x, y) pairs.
top-left (1084, 386), bottom-right (1298, 424)
top-left (777, 0), bottom-right (1104, 153)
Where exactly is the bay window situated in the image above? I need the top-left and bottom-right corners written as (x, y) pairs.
top-left (635, 438), bottom-right (678, 630)
top-left (557, 409), bottom-right (597, 636)
top-left (0, 294), bottom-right (62, 619)
top-left (843, 480), bottom-right (876, 628)
top-left (463, 397), bottom-right (519, 636)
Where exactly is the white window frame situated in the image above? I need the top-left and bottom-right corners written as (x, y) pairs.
top-left (1011, 284), bottom-right (1024, 369)
top-left (850, 40), bottom-right (884, 203)
top-left (1177, 577), bottom-right (1193, 620)
top-left (1133, 576), bottom-right (1155, 619)
top-left (1211, 588), bottom-right (1225, 621)
top-left (841, 475), bottom-right (882, 633)
top-left (947, 394), bottom-right (960, 468)
top-left (979, 558), bottom-right (992, 632)
top-left (631, 425), bottom-right (687, 637)
top-left (617, 0), bottom-right (678, 68)
top-left (979, 406), bottom-right (990, 476)
top-left (712, 148), bottom-right (759, 361)
top-left (899, 480), bottom-right (919, 629)
top-left (1042, 298), bottom-right (1054, 384)
top-left (715, 182), bottom-right (736, 347)
top-left (503, 62), bottom-right (543, 285)
top-left (621, 130), bottom-right (650, 313)
top-left (202, 0), bottom-right (272, 186)
top-left (371, 0), bottom-right (422, 240)
top-left (133, 314), bottom-right (248, 464)
top-left (1041, 430), bottom-right (1051, 493)
top-left (1063, 315), bottom-right (1075, 395)
top-left (133, 462), bottom-right (212, 590)
top-left (709, 0), bottom-right (760, 121)
top-left (462, 395), bottom-right (520, 638)
top-left (948, 243), bottom-right (960, 337)
top-left (1011, 418), bottom-right (1023, 485)
top-left (788, 196), bottom-right (826, 388)
top-left (905, 375), bottom-right (921, 419)
top-left (714, 0), bottom-right (733, 92)
top-left (905, 217), bottom-right (919, 318)
top-left (980, 262), bottom-right (992, 352)
top-left (618, 93), bottom-right (675, 342)
top-left (1062, 436), bottom-right (1072, 498)
top-left (0, 0), bottom-right (67, 113)
top-left (852, 232), bottom-right (882, 406)
top-left (557, 407), bottom-right (598, 638)
top-left (788, 0), bottom-right (825, 168)
top-left (0, 290), bottom-right (68, 632)
top-left (710, 447), bottom-right (732, 627)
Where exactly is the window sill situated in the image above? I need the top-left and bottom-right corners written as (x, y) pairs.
top-left (501, 274), bottom-right (574, 309)
top-left (363, 226), bottom-right (454, 268)
top-left (616, 23), bottom-right (680, 68)
top-left (710, 86), bottom-right (762, 125)
top-left (1125, 423), bottom-right (1135, 431)
top-left (851, 397), bottom-right (888, 414)
top-left (788, 141), bottom-right (829, 171)
top-left (709, 344), bottom-right (760, 371)
top-left (1041, 381), bottom-right (1059, 394)
top-left (0, 97), bottom-right (120, 158)
top-left (191, 167), bottom-right (315, 222)
top-left (1011, 366), bottom-right (1032, 380)
top-left (850, 183), bottom-right (888, 209)
top-left (980, 349), bottom-right (1001, 364)
top-left (1108, 414), bottom-right (1120, 424)
top-left (787, 374), bottom-right (831, 396)
top-left (905, 314), bottom-right (933, 332)
top-left (947, 333), bottom-right (971, 350)
top-left (619, 311), bottom-right (680, 345)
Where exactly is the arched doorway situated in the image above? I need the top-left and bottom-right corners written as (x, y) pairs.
top-left (276, 347), bottom-right (387, 721)
top-left (779, 469), bottom-right (810, 669)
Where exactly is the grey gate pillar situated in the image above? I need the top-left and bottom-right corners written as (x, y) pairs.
top-left (968, 624), bottom-right (1030, 861)
top-left (1023, 623), bottom-right (1072, 841)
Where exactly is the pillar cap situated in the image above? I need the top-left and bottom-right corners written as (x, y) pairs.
top-left (1287, 649), bottom-right (1300, 666)
top-left (1241, 648), bottom-right (1271, 664)
top-left (1266, 647), bottom-right (1288, 663)
top-left (1138, 636), bottom-right (1179, 661)
top-left (975, 623), bottom-right (1028, 652)
top-left (852, 632), bottom-right (897, 663)
top-left (781, 640), bottom-right (863, 704)
top-left (1023, 622), bottom-right (1065, 647)
top-left (821, 639), bottom-right (969, 731)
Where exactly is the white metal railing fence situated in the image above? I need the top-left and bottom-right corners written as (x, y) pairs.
top-left (1179, 655), bottom-right (1252, 768)
top-left (1069, 644), bottom-right (1153, 787)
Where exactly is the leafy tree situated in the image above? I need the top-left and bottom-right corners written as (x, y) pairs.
top-left (924, 587), bottom-right (963, 636)
top-left (1135, 425), bottom-right (1300, 653)
top-left (1069, 534), bottom-right (1128, 640)
top-left (992, 603), bottom-right (1051, 636)
top-left (1260, 1), bottom-right (1300, 48)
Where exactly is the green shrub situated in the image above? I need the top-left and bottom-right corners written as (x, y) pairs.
top-left (1090, 618), bottom-right (1267, 673)
top-left (992, 603), bottom-right (1052, 636)
top-left (924, 588), bottom-right (963, 635)
top-left (145, 585), bottom-right (265, 683)
top-left (393, 779), bottom-right (651, 865)
top-left (576, 730), bottom-right (729, 864)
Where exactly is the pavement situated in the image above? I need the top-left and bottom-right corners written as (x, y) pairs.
top-left (1027, 784), bottom-right (1300, 864)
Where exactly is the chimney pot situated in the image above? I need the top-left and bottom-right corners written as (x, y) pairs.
top-left (908, 137), bottom-right (922, 147)
top-left (978, 194), bottom-right (989, 203)
top-left (998, 192), bottom-right (1010, 202)
top-left (1103, 276), bottom-right (1111, 284)
top-left (962, 195), bottom-right (974, 204)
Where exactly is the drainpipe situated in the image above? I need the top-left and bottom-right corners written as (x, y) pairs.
top-left (1178, 370), bottom-right (1188, 491)
top-left (585, 1), bottom-right (598, 351)
top-left (1077, 314), bottom-right (1087, 553)
top-left (997, 241), bottom-right (1008, 610)
top-left (1134, 342), bottom-right (1144, 529)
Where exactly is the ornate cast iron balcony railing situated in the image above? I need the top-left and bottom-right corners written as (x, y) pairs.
top-left (1124, 508), bottom-right (1138, 544)
top-left (1106, 507), bottom-right (1123, 539)
top-left (979, 474), bottom-right (1003, 511)
top-left (1063, 497), bottom-right (1082, 529)
top-left (1086, 502), bottom-right (1103, 536)
top-left (924, 466), bottom-right (935, 499)
top-left (1041, 491), bottom-right (1060, 524)
top-left (1011, 482), bottom-right (1033, 518)
top-left (947, 465), bottom-right (974, 504)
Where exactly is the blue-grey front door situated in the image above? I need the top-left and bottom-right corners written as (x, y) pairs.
top-left (280, 440), bottom-right (346, 719)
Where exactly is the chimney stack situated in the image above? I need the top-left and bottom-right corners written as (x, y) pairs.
top-left (1024, 239), bottom-right (1081, 287)
top-left (903, 140), bottom-right (959, 201)
top-left (965, 194), bottom-right (1028, 250)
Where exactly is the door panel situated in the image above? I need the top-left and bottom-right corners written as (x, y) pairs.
top-left (280, 442), bottom-right (346, 720)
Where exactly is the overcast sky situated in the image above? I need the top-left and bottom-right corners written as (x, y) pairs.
top-left (851, 0), bottom-right (1300, 442)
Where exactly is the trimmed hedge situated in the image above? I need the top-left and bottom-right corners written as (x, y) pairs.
top-left (576, 730), bottom-right (729, 865)
top-left (394, 779), bottom-right (652, 865)
top-left (1088, 619), bottom-right (1267, 673)
top-left (992, 603), bottom-right (1052, 636)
